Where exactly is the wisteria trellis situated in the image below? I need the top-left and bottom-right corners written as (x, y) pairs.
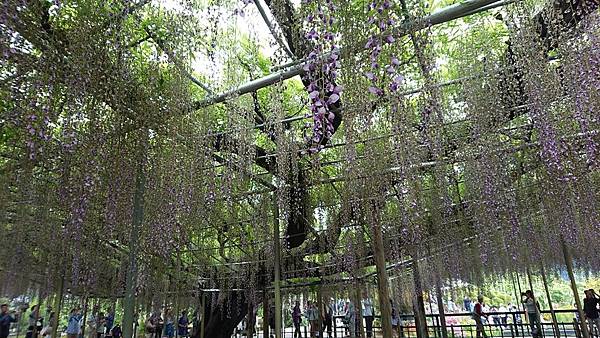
top-left (0, 0), bottom-right (599, 335)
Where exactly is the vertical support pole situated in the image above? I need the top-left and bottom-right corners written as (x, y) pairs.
top-left (247, 297), bottom-right (254, 338)
top-left (435, 279), bottom-right (448, 338)
top-left (317, 285), bottom-right (324, 336)
top-left (175, 252), bottom-right (181, 338)
top-left (123, 133), bottom-right (148, 338)
top-left (370, 201), bottom-right (394, 338)
top-left (81, 294), bottom-right (89, 338)
top-left (354, 281), bottom-right (365, 338)
top-left (51, 274), bottom-right (65, 338)
top-left (561, 239), bottom-right (589, 338)
top-left (272, 194), bottom-right (282, 338)
top-left (540, 264), bottom-right (559, 338)
top-left (412, 260), bottom-right (428, 338)
top-left (263, 291), bottom-right (269, 338)
top-left (199, 293), bottom-right (205, 338)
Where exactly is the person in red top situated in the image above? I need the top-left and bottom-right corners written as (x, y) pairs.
top-left (473, 296), bottom-right (488, 338)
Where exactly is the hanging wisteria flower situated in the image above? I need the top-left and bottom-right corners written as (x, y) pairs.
top-left (301, 0), bottom-right (343, 152)
top-left (364, 0), bottom-right (403, 98)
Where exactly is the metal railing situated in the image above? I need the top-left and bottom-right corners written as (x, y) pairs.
top-left (232, 309), bottom-right (599, 338)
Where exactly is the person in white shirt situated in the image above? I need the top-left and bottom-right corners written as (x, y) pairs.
top-left (362, 295), bottom-right (374, 338)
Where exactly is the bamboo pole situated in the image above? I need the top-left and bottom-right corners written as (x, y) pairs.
top-left (561, 239), bottom-right (590, 338)
top-left (272, 195), bottom-right (282, 338)
top-left (539, 264), bottom-right (560, 338)
top-left (370, 202), bottom-right (394, 338)
top-left (435, 279), bottom-right (448, 338)
top-left (123, 135), bottom-right (148, 338)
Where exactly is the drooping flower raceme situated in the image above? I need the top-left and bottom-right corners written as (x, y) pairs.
top-left (302, 0), bottom-right (342, 152)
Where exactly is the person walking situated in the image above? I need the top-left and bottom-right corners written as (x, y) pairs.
top-left (40, 312), bottom-right (55, 338)
top-left (344, 301), bottom-right (356, 338)
top-left (163, 309), bottom-right (175, 338)
top-left (464, 296), bottom-right (472, 313)
top-left (105, 308), bottom-right (115, 335)
top-left (292, 301), bottom-right (302, 338)
top-left (473, 296), bottom-right (488, 338)
top-left (584, 289), bottom-right (600, 337)
top-left (521, 290), bottom-right (541, 337)
top-left (306, 301), bottom-right (319, 338)
top-left (390, 299), bottom-right (400, 338)
top-left (324, 300), bottom-right (333, 338)
top-left (362, 295), bottom-right (374, 338)
top-left (26, 305), bottom-right (43, 338)
top-left (177, 311), bottom-right (189, 338)
top-left (95, 312), bottom-right (106, 338)
top-left (0, 304), bottom-right (19, 338)
top-left (67, 308), bottom-right (83, 338)
top-left (110, 324), bottom-right (122, 338)
top-left (145, 313), bottom-right (158, 338)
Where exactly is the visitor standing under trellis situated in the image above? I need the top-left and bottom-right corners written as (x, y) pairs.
top-left (473, 296), bottom-right (488, 338)
top-left (362, 295), bottom-right (374, 338)
top-left (521, 290), bottom-right (541, 337)
top-left (66, 308), bottom-right (83, 338)
top-left (0, 304), bottom-right (19, 338)
top-left (162, 309), bottom-right (174, 338)
top-left (344, 300), bottom-right (356, 338)
top-left (584, 289), bottom-right (600, 337)
top-left (323, 300), bottom-right (333, 338)
top-left (177, 311), bottom-right (189, 338)
top-left (306, 301), bottom-right (319, 338)
top-left (292, 301), bottom-right (302, 338)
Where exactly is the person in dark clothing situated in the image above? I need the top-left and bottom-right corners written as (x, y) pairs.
top-left (324, 301), bottom-right (333, 338)
top-left (292, 301), bottom-right (302, 338)
top-left (178, 311), bottom-right (189, 338)
top-left (105, 309), bottom-right (115, 335)
top-left (0, 304), bottom-right (19, 338)
top-left (584, 289), bottom-right (600, 337)
top-left (110, 325), bottom-right (122, 338)
top-left (26, 305), bottom-right (43, 338)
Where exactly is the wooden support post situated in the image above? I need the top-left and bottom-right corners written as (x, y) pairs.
top-left (123, 135), bottom-right (148, 338)
top-left (540, 264), bottom-right (560, 338)
top-left (561, 239), bottom-right (589, 338)
top-left (354, 281), bottom-right (365, 338)
top-left (263, 291), bottom-right (269, 338)
top-left (247, 297), bottom-right (255, 338)
top-left (81, 294), bottom-right (89, 338)
top-left (199, 293), bottom-right (206, 338)
top-left (370, 202), bottom-right (394, 338)
top-left (175, 252), bottom-right (181, 338)
top-left (317, 285), bottom-right (324, 336)
top-left (435, 279), bottom-right (448, 338)
top-left (272, 195), bottom-right (282, 338)
top-left (51, 274), bottom-right (65, 338)
top-left (412, 260), bottom-right (428, 338)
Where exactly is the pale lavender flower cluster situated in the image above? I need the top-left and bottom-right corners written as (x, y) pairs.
top-left (364, 0), bottom-right (403, 96)
top-left (302, 0), bottom-right (342, 152)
